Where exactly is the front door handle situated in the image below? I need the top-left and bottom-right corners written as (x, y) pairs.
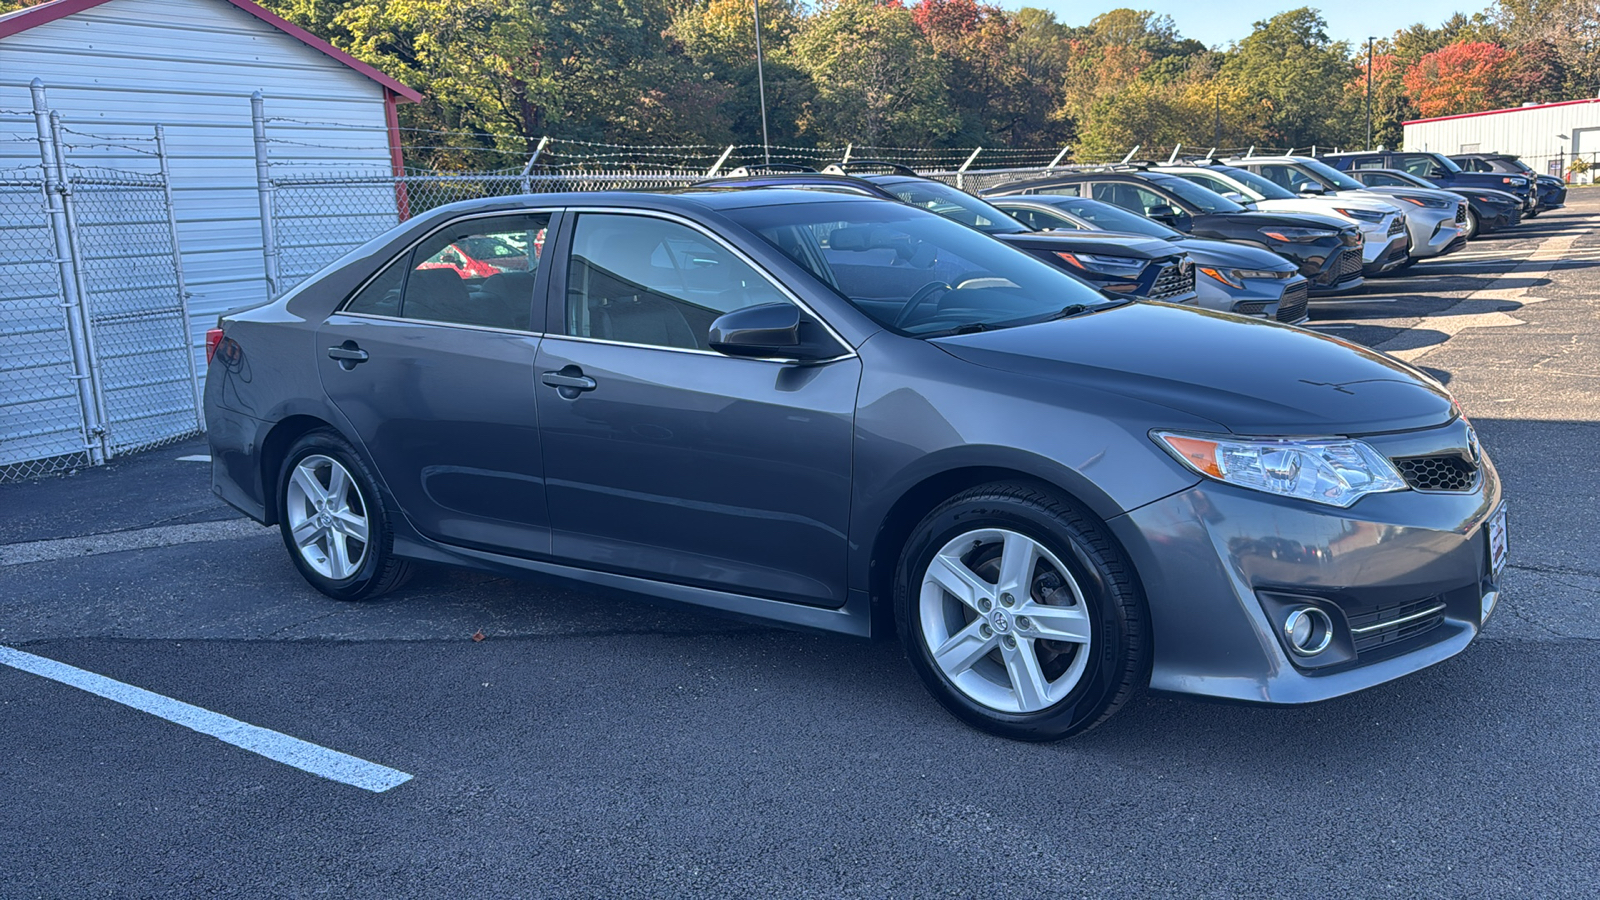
top-left (328, 342), bottom-right (369, 369)
top-left (542, 367), bottom-right (597, 399)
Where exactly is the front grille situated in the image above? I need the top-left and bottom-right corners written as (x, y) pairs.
top-left (1387, 215), bottom-right (1406, 236)
top-left (1349, 597), bottom-right (1448, 654)
top-left (1313, 248), bottom-right (1364, 285)
top-left (1275, 282), bottom-right (1309, 322)
top-left (1395, 453), bottom-right (1478, 491)
top-left (1455, 202), bottom-right (1468, 224)
top-left (1147, 260), bottom-right (1195, 300)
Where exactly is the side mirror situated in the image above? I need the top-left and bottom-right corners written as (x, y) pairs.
top-left (1222, 191), bottom-right (1248, 203)
top-left (709, 303), bottom-right (842, 362)
top-left (1147, 204), bottom-right (1192, 231)
top-left (1298, 182), bottom-right (1328, 195)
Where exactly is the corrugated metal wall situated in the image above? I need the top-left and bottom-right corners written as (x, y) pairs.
top-left (0, 0), bottom-right (395, 379)
top-left (1403, 100), bottom-right (1600, 177)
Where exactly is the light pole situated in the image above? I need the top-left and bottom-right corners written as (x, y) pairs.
top-left (753, 0), bottom-right (771, 165)
top-left (1365, 37), bottom-right (1375, 150)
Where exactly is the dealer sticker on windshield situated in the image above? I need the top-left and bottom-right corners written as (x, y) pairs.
top-left (1488, 504), bottom-right (1508, 580)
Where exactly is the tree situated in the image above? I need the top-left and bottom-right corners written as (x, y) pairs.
top-left (669, 0), bottom-right (807, 145)
top-left (1222, 8), bottom-right (1358, 149)
top-left (910, 0), bottom-right (1067, 145)
top-left (786, 0), bottom-right (958, 146)
top-left (1404, 41), bottom-right (1517, 116)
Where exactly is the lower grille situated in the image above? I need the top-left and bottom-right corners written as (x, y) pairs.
top-left (1387, 215), bottom-right (1406, 236)
top-left (1275, 282), bottom-right (1309, 322)
top-left (1349, 597), bottom-right (1448, 654)
top-left (1394, 453), bottom-right (1478, 491)
top-left (1455, 202), bottom-right (1468, 224)
top-left (1313, 249), bottom-right (1364, 285)
top-left (1234, 301), bottom-right (1270, 316)
top-left (1147, 260), bottom-right (1195, 300)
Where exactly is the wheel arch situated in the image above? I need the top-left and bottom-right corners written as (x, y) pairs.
top-left (258, 414), bottom-right (342, 526)
top-left (864, 462), bottom-right (1130, 637)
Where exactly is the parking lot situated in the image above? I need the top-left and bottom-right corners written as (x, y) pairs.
top-left (3, 191), bottom-right (1599, 898)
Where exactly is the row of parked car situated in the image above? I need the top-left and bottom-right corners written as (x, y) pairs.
top-left (691, 149), bottom-right (1562, 326)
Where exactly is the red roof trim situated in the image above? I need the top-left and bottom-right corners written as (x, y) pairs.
top-left (0, 0), bottom-right (421, 103)
top-left (1404, 97), bottom-right (1599, 126)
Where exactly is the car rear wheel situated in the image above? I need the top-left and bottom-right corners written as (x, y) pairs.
top-left (895, 483), bottom-right (1148, 741)
top-left (278, 430), bottom-right (411, 600)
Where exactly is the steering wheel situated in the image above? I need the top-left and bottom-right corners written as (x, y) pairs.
top-left (893, 281), bottom-right (954, 329)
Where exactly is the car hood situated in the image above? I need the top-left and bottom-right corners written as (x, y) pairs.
top-left (1253, 196), bottom-right (1401, 216)
top-left (933, 302), bottom-right (1456, 435)
top-left (995, 231), bottom-right (1181, 260)
top-left (1349, 186), bottom-right (1463, 206)
top-left (1171, 237), bottom-right (1297, 270)
top-left (1214, 210), bottom-right (1356, 233)
top-left (1451, 187), bottom-right (1521, 205)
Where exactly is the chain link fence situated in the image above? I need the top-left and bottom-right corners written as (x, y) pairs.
top-left (0, 107), bottom-right (198, 483)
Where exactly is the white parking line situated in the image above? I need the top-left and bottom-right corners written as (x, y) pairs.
top-left (0, 645), bottom-right (413, 793)
top-left (0, 520), bottom-right (272, 567)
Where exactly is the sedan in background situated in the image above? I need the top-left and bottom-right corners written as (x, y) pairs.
top-left (1344, 168), bottom-right (1522, 238)
top-left (1154, 163), bottom-right (1412, 276)
top-left (205, 189), bottom-right (1506, 741)
top-left (984, 170), bottom-right (1366, 295)
top-left (1452, 153), bottom-right (1566, 214)
top-left (1223, 156), bottom-right (1468, 268)
top-left (992, 194), bottom-right (1309, 323)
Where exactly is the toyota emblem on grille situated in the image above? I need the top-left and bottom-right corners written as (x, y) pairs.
top-left (1466, 425), bottom-right (1482, 463)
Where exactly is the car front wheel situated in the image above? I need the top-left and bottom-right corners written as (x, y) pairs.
top-left (895, 483), bottom-right (1149, 741)
top-left (277, 430), bottom-right (411, 600)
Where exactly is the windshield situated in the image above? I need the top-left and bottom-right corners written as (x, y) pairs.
top-left (1431, 153), bottom-right (1464, 173)
top-left (875, 179), bottom-right (1030, 236)
top-left (1033, 197), bottom-right (1180, 239)
top-left (725, 199), bottom-right (1119, 336)
top-left (1298, 158), bottom-right (1368, 192)
top-left (1217, 167), bottom-right (1295, 200)
top-left (1151, 176), bottom-right (1246, 213)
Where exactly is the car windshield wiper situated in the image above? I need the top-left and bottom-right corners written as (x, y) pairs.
top-left (1048, 299), bottom-right (1129, 320)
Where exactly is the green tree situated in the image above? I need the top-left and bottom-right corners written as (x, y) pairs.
top-left (1222, 8), bottom-right (1359, 149)
top-left (786, 0), bottom-right (958, 146)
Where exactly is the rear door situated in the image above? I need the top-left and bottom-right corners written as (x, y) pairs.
top-left (318, 210), bottom-right (558, 556)
top-left (533, 210), bottom-right (861, 607)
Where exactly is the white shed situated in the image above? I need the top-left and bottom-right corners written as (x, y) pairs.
top-left (0, 0), bottom-right (417, 473)
top-left (1403, 98), bottom-right (1600, 181)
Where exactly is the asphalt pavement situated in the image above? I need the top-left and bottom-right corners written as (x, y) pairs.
top-left (3, 193), bottom-right (1599, 898)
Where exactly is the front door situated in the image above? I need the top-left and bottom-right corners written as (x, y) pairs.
top-left (318, 210), bottom-right (557, 556)
top-left (534, 210), bottom-right (861, 607)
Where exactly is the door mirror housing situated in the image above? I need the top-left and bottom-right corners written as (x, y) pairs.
top-left (1222, 191), bottom-right (1248, 203)
top-left (1298, 182), bottom-right (1328, 195)
top-left (709, 303), bottom-right (843, 362)
top-left (1146, 204), bottom-right (1191, 231)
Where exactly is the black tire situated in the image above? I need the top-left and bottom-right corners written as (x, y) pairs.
top-left (894, 482), bottom-right (1149, 741)
top-left (277, 429), bottom-right (411, 600)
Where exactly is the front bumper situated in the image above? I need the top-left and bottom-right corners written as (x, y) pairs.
top-left (1109, 417), bottom-right (1502, 704)
top-left (1405, 209), bottom-right (1465, 258)
top-left (1363, 235), bottom-right (1410, 275)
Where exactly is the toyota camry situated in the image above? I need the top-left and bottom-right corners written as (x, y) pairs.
top-left (204, 189), bottom-right (1507, 740)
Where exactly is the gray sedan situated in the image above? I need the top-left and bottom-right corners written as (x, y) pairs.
top-left (204, 189), bottom-right (1506, 740)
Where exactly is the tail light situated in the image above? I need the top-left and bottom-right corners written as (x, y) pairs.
top-left (206, 328), bottom-right (224, 363)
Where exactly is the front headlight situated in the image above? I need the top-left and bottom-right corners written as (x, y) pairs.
top-left (1334, 207), bottom-right (1385, 223)
top-left (1154, 431), bottom-right (1408, 507)
top-left (1201, 267), bottom-right (1294, 288)
top-left (1258, 226), bottom-right (1337, 243)
top-left (1400, 196), bottom-right (1454, 210)
top-left (1054, 251), bottom-right (1146, 276)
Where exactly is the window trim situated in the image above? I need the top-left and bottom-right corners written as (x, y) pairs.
top-left (336, 208), bottom-right (561, 334)
top-left (547, 206), bottom-right (857, 364)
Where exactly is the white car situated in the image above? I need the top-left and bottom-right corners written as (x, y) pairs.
top-left (1157, 163), bottom-right (1412, 276)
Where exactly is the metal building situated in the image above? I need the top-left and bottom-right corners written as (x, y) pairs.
top-left (1403, 98), bottom-right (1600, 180)
top-left (0, 0), bottom-right (417, 476)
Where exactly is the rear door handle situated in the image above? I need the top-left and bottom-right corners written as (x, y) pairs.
top-left (327, 346), bottom-right (369, 362)
top-left (541, 370), bottom-right (597, 392)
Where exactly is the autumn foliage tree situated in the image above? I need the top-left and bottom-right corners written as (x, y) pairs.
top-left (1403, 41), bottom-right (1517, 117)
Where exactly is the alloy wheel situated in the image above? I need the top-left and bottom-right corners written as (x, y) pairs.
top-left (919, 528), bottom-right (1093, 713)
top-left (285, 454), bottom-right (370, 580)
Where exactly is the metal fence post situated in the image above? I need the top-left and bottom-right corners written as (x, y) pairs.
top-left (520, 136), bottom-right (550, 194)
top-left (30, 80), bottom-right (106, 466)
top-left (50, 111), bottom-right (113, 459)
top-left (155, 125), bottom-right (203, 431)
top-left (251, 91), bottom-right (280, 299)
top-left (956, 147), bottom-right (982, 188)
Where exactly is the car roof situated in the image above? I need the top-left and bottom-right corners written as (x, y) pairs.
top-left (689, 172), bottom-right (897, 199)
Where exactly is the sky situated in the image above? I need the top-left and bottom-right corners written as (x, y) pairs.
top-left (1014, 0), bottom-right (1485, 49)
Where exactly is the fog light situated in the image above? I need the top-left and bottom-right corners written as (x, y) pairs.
top-left (1283, 606), bottom-right (1334, 656)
